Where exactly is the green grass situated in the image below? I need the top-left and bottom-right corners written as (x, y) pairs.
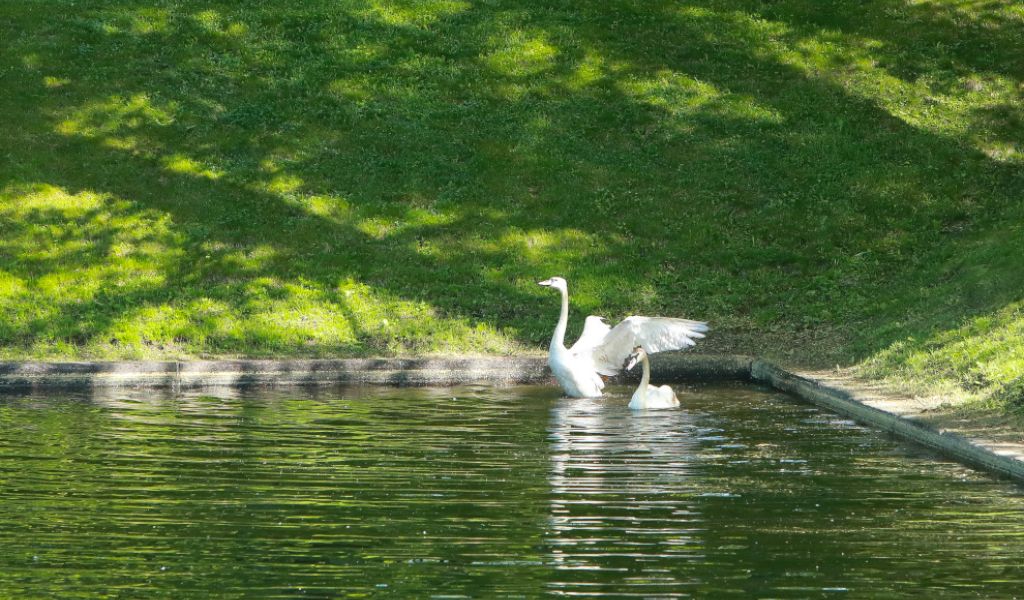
top-left (1, 0), bottom-right (1022, 412)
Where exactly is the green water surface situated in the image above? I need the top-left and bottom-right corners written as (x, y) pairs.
top-left (0, 384), bottom-right (1022, 598)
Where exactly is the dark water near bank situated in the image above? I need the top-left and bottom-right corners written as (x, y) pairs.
top-left (0, 383), bottom-right (1022, 598)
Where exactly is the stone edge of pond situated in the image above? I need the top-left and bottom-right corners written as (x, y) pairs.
top-left (1, 354), bottom-right (1021, 485)
top-left (0, 354), bottom-right (753, 389)
top-left (750, 359), bottom-right (1024, 486)
top-left (0, 357), bottom-right (550, 388)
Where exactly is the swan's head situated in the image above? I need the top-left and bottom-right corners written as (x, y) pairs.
top-left (625, 346), bottom-right (647, 371)
top-left (537, 277), bottom-right (567, 292)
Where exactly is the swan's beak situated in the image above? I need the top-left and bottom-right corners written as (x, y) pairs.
top-left (537, 279), bottom-right (553, 287)
top-left (625, 354), bottom-right (640, 371)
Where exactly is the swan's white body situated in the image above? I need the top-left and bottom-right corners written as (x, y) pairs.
top-left (538, 277), bottom-right (708, 398)
top-left (626, 347), bottom-right (680, 410)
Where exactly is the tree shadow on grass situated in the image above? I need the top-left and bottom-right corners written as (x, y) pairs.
top-left (742, 0), bottom-right (1024, 166)
top-left (1, 0), bottom-right (1021, 369)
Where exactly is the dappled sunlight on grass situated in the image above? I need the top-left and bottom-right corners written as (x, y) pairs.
top-left (0, 179), bottom-right (520, 359)
top-left (779, 35), bottom-right (1023, 164)
top-left (291, 194), bottom-right (354, 222)
top-left (0, 0), bottom-right (1021, 380)
top-left (664, 0), bottom-right (1024, 167)
top-left (263, 173), bottom-right (305, 195)
top-left (496, 228), bottom-right (592, 260)
top-left (484, 29), bottom-right (559, 77)
top-left (620, 71), bottom-right (785, 130)
top-left (84, 7), bottom-right (174, 35)
top-left (916, 0), bottom-right (1024, 29)
top-left (861, 301), bottom-right (1024, 409)
top-left (0, 184), bottom-right (183, 355)
top-left (56, 93), bottom-right (177, 139)
top-left (327, 78), bottom-right (375, 104)
top-left (563, 50), bottom-right (612, 90)
top-left (161, 153), bottom-right (224, 180)
top-left (855, 203), bottom-right (1024, 410)
top-left (1, 184), bottom-right (183, 274)
top-left (191, 9), bottom-right (249, 38)
top-left (357, 0), bottom-right (471, 28)
top-left (42, 76), bottom-right (69, 89)
top-left (358, 205), bottom-right (456, 240)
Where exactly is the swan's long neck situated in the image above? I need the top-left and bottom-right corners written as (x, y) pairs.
top-left (550, 286), bottom-right (569, 351)
top-left (639, 354), bottom-right (651, 403)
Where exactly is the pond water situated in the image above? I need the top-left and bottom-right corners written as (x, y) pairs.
top-left (0, 383), bottom-right (1022, 598)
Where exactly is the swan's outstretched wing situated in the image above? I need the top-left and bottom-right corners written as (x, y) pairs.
top-left (569, 316), bottom-right (611, 356)
top-left (591, 316), bottom-right (709, 376)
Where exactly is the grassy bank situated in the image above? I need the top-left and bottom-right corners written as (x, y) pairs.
top-left (1, 0), bottom-right (1021, 412)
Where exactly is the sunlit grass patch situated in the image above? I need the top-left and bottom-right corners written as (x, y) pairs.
top-left (357, 0), bottom-right (471, 28)
top-left (56, 93), bottom-right (177, 138)
top-left (621, 71), bottom-right (785, 131)
top-left (484, 29), bottom-right (559, 77)
top-left (161, 154), bottom-right (225, 180)
top-left (861, 302), bottom-right (1024, 411)
top-left (0, 179), bottom-right (521, 359)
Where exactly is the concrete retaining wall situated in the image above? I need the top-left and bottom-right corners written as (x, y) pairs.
top-left (0, 357), bottom-right (550, 389)
top-left (0, 354), bottom-right (754, 390)
top-left (750, 360), bottom-right (1024, 485)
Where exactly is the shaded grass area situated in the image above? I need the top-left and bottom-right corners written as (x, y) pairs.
top-left (1, 0), bottom-right (1021, 410)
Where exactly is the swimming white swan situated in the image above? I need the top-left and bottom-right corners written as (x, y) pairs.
top-left (625, 346), bottom-right (680, 410)
top-left (537, 277), bottom-right (708, 398)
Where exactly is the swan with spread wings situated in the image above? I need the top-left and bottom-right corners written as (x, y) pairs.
top-left (537, 277), bottom-right (708, 398)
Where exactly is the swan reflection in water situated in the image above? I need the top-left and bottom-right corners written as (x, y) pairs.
top-left (545, 394), bottom-right (707, 588)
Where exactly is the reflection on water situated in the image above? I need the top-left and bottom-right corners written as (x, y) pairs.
top-left (547, 396), bottom-right (703, 595)
top-left (0, 383), bottom-right (1022, 598)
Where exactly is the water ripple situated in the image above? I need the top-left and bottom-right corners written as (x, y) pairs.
top-left (0, 383), bottom-right (1022, 597)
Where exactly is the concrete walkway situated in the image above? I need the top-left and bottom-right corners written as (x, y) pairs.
top-left (1, 353), bottom-right (1021, 485)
